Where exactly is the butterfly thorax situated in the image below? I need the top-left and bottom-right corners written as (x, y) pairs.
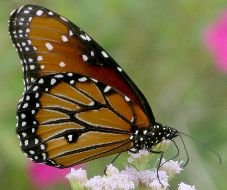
top-left (130, 123), bottom-right (179, 151)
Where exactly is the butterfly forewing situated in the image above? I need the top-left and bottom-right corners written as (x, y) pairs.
top-left (9, 4), bottom-right (155, 122)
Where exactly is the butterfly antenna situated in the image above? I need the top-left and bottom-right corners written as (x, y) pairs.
top-left (179, 133), bottom-right (189, 167)
top-left (160, 140), bottom-right (180, 167)
top-left (179, 131), bottom-right (222, 165)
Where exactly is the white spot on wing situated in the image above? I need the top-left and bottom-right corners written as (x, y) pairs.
top-left (23, 103), bottom-right (28, 108)
top-left (26, 96), bottom-right (30, 101)
top-left (68, 135), bottom-right (73, 141)
top-left (42, 153), bottom-right (46, 160)
top-left (30, 65), bottom-right (35, 70)
top-left (70, 80), bottom-right (75, 84)
top-left (61, 35), bottom-right (68, 42)
top-left (35, 138), bottom-right (39, 144)
top-left (101, 51), bottom-right (109, 58)
top-left (45, 43), bottom-right (53, 50)
top-left (125, 96), bottom-right (130, 102)
top-left (24, 140), bottom-right (28, 146)
top-left (59, 62), bottom-right (66, 67)
top-left (78, 77), bottom-right (87, 82)
top-left (60, 16), bottom-right (68, 22)
top-left (23, 10), bottom-right (30, 14)
top-left (33, 86), bottom-right (38, 91)
top-left (85, 34), bottom-right (91, 41)
top-left (69, 30), bottom-right (73, 36)
top-left (80, 34), bottom-right (86, 40)
top-left (117, 67), bottom-right (122, 72)
top-left (91, 78), bottom-right (98, 83)
top-left (88, 102), bottom-right (95, 106)
top-left (22, 132), bottom-right (27, 137)
top-left (104, 86), bottom-right (111, 93)
top-left (37, 56), bottom-right (43, 61)
top-left (50, 78), bottom-right (57, 85)
top-left (82, 55), bottom-right (88, 62)
top-left (36, 10), bottom-right (43, 16)
top-left (55, 74), bottom-right (64, 78)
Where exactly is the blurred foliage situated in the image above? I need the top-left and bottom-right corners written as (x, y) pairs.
top-left (0, 0), bottom-right (226, 190)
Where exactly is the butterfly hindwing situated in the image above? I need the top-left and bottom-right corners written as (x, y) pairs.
top-left (16, 73), bottom-right (149, 167)
top-left (9, 4), bottom-right (155, 123)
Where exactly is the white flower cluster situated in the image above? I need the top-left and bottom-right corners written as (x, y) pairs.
top-left (66, 145), bottom-right (197, 190)
top-left (66, 165), bottom-right (169, 190)
top-left (160, 159), bottom-right (184, 177)
top-left (178, 183), bottom-right (197, 190)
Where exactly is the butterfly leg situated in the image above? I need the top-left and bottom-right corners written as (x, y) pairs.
top-left (149, 150), bottom-right (165, 187)
top-left (160, 140), bottom-right (180, 167)
top-left (128, 149), bottom-right (140, 154)
top-left (104, 152), bottom-right (122, 175)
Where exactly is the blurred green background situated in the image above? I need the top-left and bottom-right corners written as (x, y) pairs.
top-left (0, 0), bottom-right (226, 189)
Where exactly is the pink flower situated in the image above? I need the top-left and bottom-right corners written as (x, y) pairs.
top-left (28, 161), bottom-right (82, 189)
top-left (203, 10), bottom-right (227, 72)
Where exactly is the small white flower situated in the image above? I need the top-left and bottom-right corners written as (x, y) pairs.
top-left (121, 166), bottom-right (139, 184)
top-left (65, 168), bottom-right (88, 184)
top-left (178, 182), bottom-right (197, 190)
top-left (160, 159), bottom-right (184, 177)
top-left (84, 175), bottom-right (104, 190)
top-left (149, 179), bottom-right (169, 190)
top-left (65, 168), bottom-right (88, 190)
top-left (108, 173), bottom-right (136, 190)
top-left (85, 172), bottom-right (136, 190)
top-left (137, 170), bottom-right (169, 190)
top-left (105, 164), bottom-right (120, 176)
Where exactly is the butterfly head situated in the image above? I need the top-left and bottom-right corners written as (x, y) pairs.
top-left (160, 124), bottom-right (179, 140)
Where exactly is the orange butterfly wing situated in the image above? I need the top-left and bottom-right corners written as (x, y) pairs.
top-left (16, 73), bottom-right (149, 167)
top-left (9, 5), bottom-right (155, 123)
top-left (9, 5), bottom-right (155, 167)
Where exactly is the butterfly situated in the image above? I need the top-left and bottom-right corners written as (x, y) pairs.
top-left (9, 5), bottom-right (180, 168)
